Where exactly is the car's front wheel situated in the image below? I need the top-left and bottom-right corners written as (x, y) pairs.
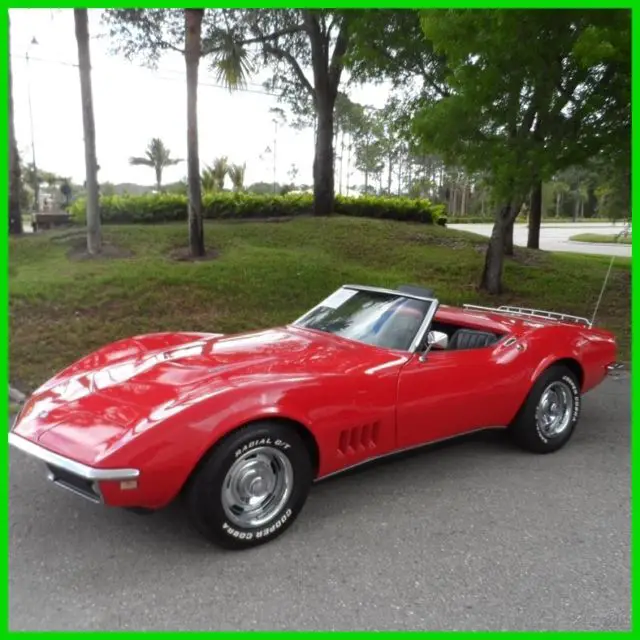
top-left (186, 421), bottom-right (313, 550)
top-left (509, 364), bottom-right (581, 454)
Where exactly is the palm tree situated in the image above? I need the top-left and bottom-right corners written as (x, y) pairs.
top-left (211, 156), bottom-right (229, 191)
top-left (201, 167), bottom-right (217, 194)
top-left (184, 9), bottom-right (253, 256)
top-left (129, 138), bottom-right (182, 191)
top-left (549, 179), bottom-right (570, 217)
top-left (103, 9), bottom-right (254, 256)
top-left (228, 163), bottom-right (246, 192)
top-left (201, 156), bottom-right (229, 192)
top-left (74, 9), bottom-right (101, 254)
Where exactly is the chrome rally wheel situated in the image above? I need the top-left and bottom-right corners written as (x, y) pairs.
top-left (509, 364), bottom-right (581, 454)
top-left (221, 446), bottom-right (294, 528)
top-left (535, 381), bottom-right (575, 439)
top-left (187, 421), bottom-right (313, 550)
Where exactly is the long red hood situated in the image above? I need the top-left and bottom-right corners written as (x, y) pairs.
top-left (12, 327), bottom-right (406, 465)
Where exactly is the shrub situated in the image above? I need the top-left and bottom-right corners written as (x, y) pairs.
top-left (69, 192), bottom-right (447, 226)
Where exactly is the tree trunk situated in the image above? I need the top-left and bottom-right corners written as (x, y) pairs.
top-left (74, 9), bottom-right (101, 254)
top-left (312, 94), bottom-right (335, 215)
top-left (339, 129), bottom-right (345, 195)
top-left (461, 180), bottom-right (467, 216)
top-left (527, 179), bottom-right (542, 249)
top-left (387, 154), bottom-right (392, 195)
top-left (480, 196), bottom-right (523, 293)
top-left (480, 209), bottom-right (509, 294)
top-left (185, 9), bottom-right (205, 256)
top-left (555, 192), bottom-right (561, 217)
top-left (573, 196), bottom-right (579, 222)
top-left (346, 137), bottom-right (351, 195)
top-left (504, 215), bottom-right (514, 256)
top-left (8, 16), bottom-right (23, 235)
top-left (586, 186), bottom-right (597, 218)
top-left (155, 165), bottom-right (162, 192)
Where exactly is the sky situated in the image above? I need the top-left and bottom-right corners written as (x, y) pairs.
top-left (9, 9), bottom-right (390, 190)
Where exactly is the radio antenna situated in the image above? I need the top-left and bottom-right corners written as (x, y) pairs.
top-left (590, 254), bottom-right (616, 327)
top-left (590, 221), bottom-right (630, 327)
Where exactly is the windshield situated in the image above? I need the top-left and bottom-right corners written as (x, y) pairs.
top-left (293, 287), bottom-right (434, 351)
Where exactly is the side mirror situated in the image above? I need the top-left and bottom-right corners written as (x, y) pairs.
top-left (419, 330), bottom-right (448, 361)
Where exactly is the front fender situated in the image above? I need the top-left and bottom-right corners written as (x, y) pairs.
top-left (102, 364), bottom-right (399, 508)
top-left (101, 380), bottom-right (319, 509)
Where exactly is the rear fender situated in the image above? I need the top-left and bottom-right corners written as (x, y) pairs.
top-left (530, 353), bottom-right (583, 389)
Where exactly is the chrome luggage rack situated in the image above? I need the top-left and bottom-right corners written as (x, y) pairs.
top-left (462, 304), bottom-right (592, 328)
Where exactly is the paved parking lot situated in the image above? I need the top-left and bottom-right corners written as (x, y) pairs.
top-left (9, 374), bottom-right (630, 631)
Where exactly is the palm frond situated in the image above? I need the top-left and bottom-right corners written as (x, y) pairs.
top-left (211, 33), bottom-right (254, 90)
top-left (228, 162), bottom-right (246, 192)
top-left (201, 166), bottom-right (218, 193)
top-left (129, 156), bottom-right (155, 167)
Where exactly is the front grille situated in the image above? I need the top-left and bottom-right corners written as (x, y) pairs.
top-left (46, 464), bottom-right (102, 503)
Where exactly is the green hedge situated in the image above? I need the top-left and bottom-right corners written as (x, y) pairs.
top-left (69, 192), bottom-right (447, 226)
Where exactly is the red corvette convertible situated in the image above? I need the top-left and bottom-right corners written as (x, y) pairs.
top-left (9, 284), bottom-right (620, 549)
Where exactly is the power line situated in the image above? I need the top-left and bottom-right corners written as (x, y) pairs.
top-left (13, 53), bottom-right (282, 98)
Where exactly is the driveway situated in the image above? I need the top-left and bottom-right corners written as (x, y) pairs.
top-left (448, 222), bottom-right (632, 257)
top-left (9, 373), bottom-right (630, 631)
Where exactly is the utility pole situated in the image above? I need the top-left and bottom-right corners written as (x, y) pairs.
top-left (26, 37), bottom-right (39, 212)
top-left (272, 119), bottom-right (278, 194)
top-left (9, 15), bottom-right (23, 234)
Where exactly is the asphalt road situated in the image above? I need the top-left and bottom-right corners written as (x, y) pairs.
top-left (9, 373), bottom-right (630, 631)
top-left (448, 222), bottom-right (632, 257)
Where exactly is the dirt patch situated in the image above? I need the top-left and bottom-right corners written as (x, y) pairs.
top-left (66, 236), bottom-right (134, 261)
top-left (506, 247), bottom-right (549, 267)
top-left (168, 246), bottom-right (220, 262)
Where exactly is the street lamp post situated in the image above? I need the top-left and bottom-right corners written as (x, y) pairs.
top-left (272, 118), bottom-right (278, 194)
top-left (26, 36), bottom-right (39, 213)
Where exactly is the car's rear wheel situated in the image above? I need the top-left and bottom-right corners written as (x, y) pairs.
top-left (186, 421), bottom-right (313, 550)
top-left (509, 364), bottom-right (581, 454)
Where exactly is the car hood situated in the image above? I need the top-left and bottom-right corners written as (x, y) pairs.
top-left (12, 326), bottom-right (405, 464)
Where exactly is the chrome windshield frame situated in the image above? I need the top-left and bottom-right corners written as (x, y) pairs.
top-left (291, 284), bottom-right (440, 354)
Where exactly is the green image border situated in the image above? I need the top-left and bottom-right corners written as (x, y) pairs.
top-left (2, 0), bottom-right (635, 635)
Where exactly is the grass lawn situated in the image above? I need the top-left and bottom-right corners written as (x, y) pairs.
top-left (9, 216), bottom-right (631, 392)
top-left (570, 232), bottom-right (632, 245)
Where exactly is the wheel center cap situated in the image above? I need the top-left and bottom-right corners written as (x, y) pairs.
top-left (249, 476), bottom-right (268, 498)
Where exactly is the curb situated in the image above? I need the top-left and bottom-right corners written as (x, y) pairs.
top-left (568, 240), bottom-right (632, 248)
top-left (9, 386), bottom-right (26, 405)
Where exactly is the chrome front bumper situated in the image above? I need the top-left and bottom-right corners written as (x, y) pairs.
top-left (8, 432), bottom-right (140, 503)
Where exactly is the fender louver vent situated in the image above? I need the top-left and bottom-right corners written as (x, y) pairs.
top-left (338, 421), bottom-right (381, 455)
